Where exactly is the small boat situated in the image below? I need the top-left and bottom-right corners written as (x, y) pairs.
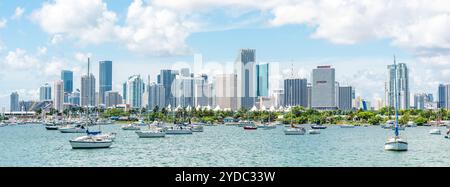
top-left (429, 128), bottom-right (441, 135)
top-left (59, 125), bottom-right (87, 133)
top-left (0, 123), bottom-right (6, 127)
top-left (311, 125), bottom-right (327, 129)
top-left (243, 126), bottom-right (257, 130)
top-left (166, 126), bottom-right (193, 135)
top-left (190, 125), bottom-right (204, 132)
top-left (308, 129), bottom-right (320, 134)
top-left (133, 120), bottom-right (147, 126)
top-left (340, 124), bottom-right (355, 128)
top-left (239, 121), bottom-right (255, 127)
top-left (69, 136), bottom-right (113, 149)
top-left (384, 136), bottom-right (408, 151)
top-left (45, 125), bottom-right (59, 130)
top-left (284, 127), bottom-right (306, 135)
top-left (136, 129), bottom-right (166, 138)
top-left (258, 124), bottom-right (277, 130)
top-left (121, 124), bottom-right (141, 130)
top-left (406, 121), bottom-right (417, 127)
top-left (89, 132), bottom-right (117, 141)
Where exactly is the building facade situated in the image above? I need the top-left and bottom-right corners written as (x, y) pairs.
top-left (387, 63), bottom-right (409, 110)
top-left (10, 92), bottom-right (19, 112)
top-left (53, 80), bottom-right (64, 112)
top-left (39, 83), bottom-right (52, 101)
top-left (99, 60), bottom-right (112, 105)
top-left (311, 66), bottom-right (337, 110)
top-left (438, 84), bottom-right (446, 109)
top-left (126, 75), bottom-right (145, 108)
top-left (256, 63), bottom-right (269, 97)
top-left (338, 86), bottom-right (353, 111)
top-left (105, 91), bottom-right (122, 108)
top-left (81, 74), bottom-right (96, 107)
top-left (215, 74), bottom-right (238, 111)
top-left (235, 49), bottom-right (256, 109)
top-left (283, 78), bottom-right (308, 107)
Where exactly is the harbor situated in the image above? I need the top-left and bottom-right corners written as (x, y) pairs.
top-left (1, 123), bottom-right (450, 167)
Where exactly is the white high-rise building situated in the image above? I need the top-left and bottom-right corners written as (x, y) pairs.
top-left (148, 83), bottom-right (165, 110)
top-left (194, 75), bottom-right (213, 107)
top-left (386, 62), bottom-right (409, 110)
top-left (311, 66), bottom-right (337, 110)
top-left (126, 75), bottom-right (145, 108)
top-left (235, 49), bottom-right (256, 109)
top-left (53, 80), bottom-right (64, 112)
top-left (81, 74), bottom-right (96, 107)
top-left (39, 83), bottom-right (52, 101)
top-left (215, 74), bottom-right (238, 111)
top-left (173, 74), bottom-right (195, 107)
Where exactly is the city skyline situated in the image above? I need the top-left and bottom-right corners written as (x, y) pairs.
top-left (1, 1), bottom-right (450, 109)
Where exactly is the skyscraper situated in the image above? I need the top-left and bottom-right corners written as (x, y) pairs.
top-left (53, 80), bottom-right (64, 112)
top-left (148, 83), bottom-right (166, 110)
top-left (61, 70), bottom-right (73, 93)
top-left (256, 63), bottom-right (269, 97)
top-left (311, 66), bottom-right (337, 110)
top-left (126, 75), bottom-right (145, 108)
top-left (81, 74), bottom-right (96, 107)
top-left (283, 78), bottom-right (307, 107)
top-left (69, 89), bottom-right (81, 106)
top-left (235, 49), bottom-right (256, 109)
top-left (338, 86), bottom-right (353, 111)
top-left (194, 75), bottom-right (213, 107)
top-left (173, 72), bottom-right (195, 107)
top-left (215, 74), bottom-right (238, 111)
top-left (446, 84), bottom-right (450, 110)
top-left (307, 83), bottom-right (312, 108)
top-left (414, 93), bottom-right (425, 110)
top-left (160, 70), bottom-right (177, 107)
top-left (387, 63), bottom-right (409, 110)
top-left (10, 92), bottom-right (19, 112)
top-left (438, 84), bottom-right (446, 109)
top-left (39, 83), bottom-right (52, 101)
top-left (105, 91), bottom-right (122, 108)
top-left (99, 60), bottom-right (112, 105)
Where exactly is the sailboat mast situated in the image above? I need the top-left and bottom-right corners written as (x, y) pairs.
top-left (394, 55), bottom-right (399, 137)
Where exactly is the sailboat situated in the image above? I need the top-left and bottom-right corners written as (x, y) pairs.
top-left (70, 58), bottom-right (113, 149)
top-left (384, 56), bottom-right (408, 151)
top-left (429, 113), bottom-right (442, 135)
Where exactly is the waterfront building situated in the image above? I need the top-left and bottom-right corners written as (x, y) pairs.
top-left (446, 84), bottom-right (450, 110)
top-left (272, 89), bottom-right (284, 107)
top-left (194, 75), bottom-right (213, 107)
top-left (39, 83), bottom-right (52, 101)
top-left (311, 66), bottom-right (337, 110)
top-left (338, 86), bottom-right (353, 111)
top-left (386, 63), bottom-right (409, 110)
top-left (126, 75), bottom-right (145, 108)
top-left (148, 83), bottom-right (165, 110)
top-left (99, 60), bottom-right (112, 105)
top-left (53, 80), bottom-right (64, 112)
top-left (256, 63), bottom-right (269, 97)
top-left (235, 49), bottom-right (256, 109)
top-left (61, 70), bottom-right (73, 103)
top-left (438, 84), bottom-right (446, 109)
top-left (81, 74), bottom-right (96, 107)
top-left (307, 83), bottom-right (312, 108)
top-left (10, 92), bottom-right (19, 112)
top-left (173, 73), bottom-right (195, 107)
top-left (69, 89), bottom-right (80, 106)
top-left (160, 69), bottom-right (178, 107)
top-left (283, 78), bottom-right (307, 107)
top-left (215, 74), bottom-right (238, 111)
top-left (105, 91), bottom-right (122, 108)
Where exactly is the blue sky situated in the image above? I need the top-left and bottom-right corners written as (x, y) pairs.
top-left (1, 0), bottom-right (450, 110)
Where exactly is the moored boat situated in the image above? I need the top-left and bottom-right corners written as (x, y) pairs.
top-left (59, 125), bottom-right (87, 133)
top-left (69, 136), bottom-right (113, 149)
top-left (311, 125), bottom-right (327, 129)
top-left (284, 127), bottom-right (306, 135)
top-left (308, 129), bottom-right (320, 134)
top-left (136, 129), bottom-right (166, 138)
top-left (121, 124), bottom-right (141, 130)
top-left (243, 125), bottom-right (258, 130)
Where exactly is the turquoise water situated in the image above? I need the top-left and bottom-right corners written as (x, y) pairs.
top-left (0, 124), bottom-right (449, 167)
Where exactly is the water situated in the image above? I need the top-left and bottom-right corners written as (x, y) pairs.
top-left (0, 124), bottom-right (449, 167)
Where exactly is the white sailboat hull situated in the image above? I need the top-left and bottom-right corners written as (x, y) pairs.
top-left (136, 131), bottom-right (166, 138)
top-left (284, 128), bottom-right (306, 135)
top-left (308, 129), bottom-right (320, 134)
top-left (166, 129), bottom-right (193, 135)
top-left (429, 128), bottom-right (441, 135)
top-left (384, 138), bottom-right (408, 151)
top-left (69, 140), bottom-right (112, 149)
top-left (59, 128), bottom-right (86, 133)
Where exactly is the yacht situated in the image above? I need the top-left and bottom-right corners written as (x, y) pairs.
top-left (122, 124), bottom-right (141, 130)
top-left (69, 135), bottom-right (113, 149)
top-left (239, 121), bottom-right (255, 127)
top-left (136, 128), bottom-right (166, 138)
top-left (311, 125), bottom-right (327, 129)
top-left (133, 120), bottom-right (147, 126)
top-left (166, 126), bottom-right (193, 135)
top-left (190, 125), bottom-right (204, 132)
top-left (59, 124), bottom-right (87, 133)
top-left (0, 122), bottom-right (6, 127)
top-left (429, 128), bottom-right (441, 135)
top-left (340, 124), bottom-right (355, 128)
top-left (384, 56), bottom-right (408, 152)
top-left (243, 125), bottom-right (258, 130)
top-left (407, 121), bottom-right (417, 127)
top-left (284, 127), bottom-right (306, 135)
top-left (258, 123), bottom-right (277, 130)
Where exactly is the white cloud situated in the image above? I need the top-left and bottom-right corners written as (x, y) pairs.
top-left (4, 48), bottom-right (40, 70)
top-left (0, 18), bottom-right (6, 28)
top-left (12, 7), bottom-right (25, 19)
top-left (74, 52), bottom-right (92, 62)
top-left (37, 46), bottom-right (47, 56)
top-left (50, 34), bottom-right (63, 45)
top-left (32, 0), bottom-right (117, 45)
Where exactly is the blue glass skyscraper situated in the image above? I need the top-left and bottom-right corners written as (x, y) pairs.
top-left (256, 63), bottom-right (269, 97)
top-left (61, 70), bottom-right (73, 103)
top-left (99, 61), bottom-right (113, 105)
top-left (438, 84), bottom-right (446, 109)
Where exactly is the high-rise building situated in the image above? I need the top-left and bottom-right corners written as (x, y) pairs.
top-left (446, 85), bottom-right (450, 110)
top-left (215, 74), bottom-right (238, 111)
top-left (53, 80), bottom-right (64, 112)
top-left (235, 49), bottom-right (256, 109)
top-left (386, 63), bottom-right (409, 110)
top-left (81, 74), bottom-right (96, 107)
top-left (173, 73), bottom-right (195, 107)
top-left (69, 89), bottom-right (81, 106)
top-left (307, 83), bottom-right (312, 108)
top-left (272, 89), bottom-right (284, 107)
top-left (414, 93), bottom-right (426, 110)
top-left (148, 83), bottom-right (166, 110)
top-left (105, 91), bottom-right (122, 108)
top-left (338, 86), bottom-right (353, 111)
top-left (283, 78), bottom-right (307, 107)
top-left (311, 66), bottom-right (337, 110)
top-left (10, 92), bottom-right (19, 112)
top-left (39, 83), bottom-right (52, 101)
top-left (99, 60), bottom-right (112, 105)
top-left (160, 70), bottom-right (177, 107)
top-left (438, 84), bottom-right (446, 109)
top-left (194, 75), bottom-right (213, 107)
top-left (126, 75), bottom-right (145, 108)
top-left (256, 63), bottom-right (269, 97)
top-left (61, 70), bottom-right (73, 103)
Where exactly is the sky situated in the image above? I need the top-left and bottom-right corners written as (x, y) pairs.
top-left (1, 0), bottom-right (450, 110)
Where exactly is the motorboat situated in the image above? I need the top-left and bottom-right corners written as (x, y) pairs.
top-left (384, 136), bottom-right (408, 151)
top-left (136, 129), bottom-right (166, 138)
top-left (88, 131), bottom-right (117, 141)
top-left (45, 125), bottom-right (59, 130)
top-left (69, 135), bottom-right (113, 149)
top-left (0, 123), bottom-right (6, 127)
top-left (340, 124), bottom-right (355, 128)
top-left (311, 125), bottom-right (327, 129)
top-left (429, 128), bottom-right (441, 135)
top-left (59, 125), bottom-right (87, 133)
top-left (284, 127), bottom-right (306, 135)
top-left (133, 120), bottom-right (147, 126)
top-left (406, 121), bottom-right (417, 127)
top-left (308, 129), bottom-right (321, 135)
top-left (165, 126), bottom-right (193, 135)
top-left (258, 124), bottom-right (277, 130)
top-left (243, 125), bottom-right (258, 130)
top-left (121, 124), bottom-right (141, 130)
top-left (239, 121), bottom-right (255, 127)
top-left (190, 125), bottom-right (204, 132)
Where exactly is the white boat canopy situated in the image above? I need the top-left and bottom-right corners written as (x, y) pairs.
top-left (250, 106), bottom-right (258, 112)
top-left (214, 105), bottom-right (221, 111)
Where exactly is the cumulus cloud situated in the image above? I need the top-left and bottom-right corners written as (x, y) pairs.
top-left (12, 7), bottom-right (25, 19)
top-left (4, 48), bottom-right (40, 70)
top-left (0, 18), bottom-right (6, 28)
